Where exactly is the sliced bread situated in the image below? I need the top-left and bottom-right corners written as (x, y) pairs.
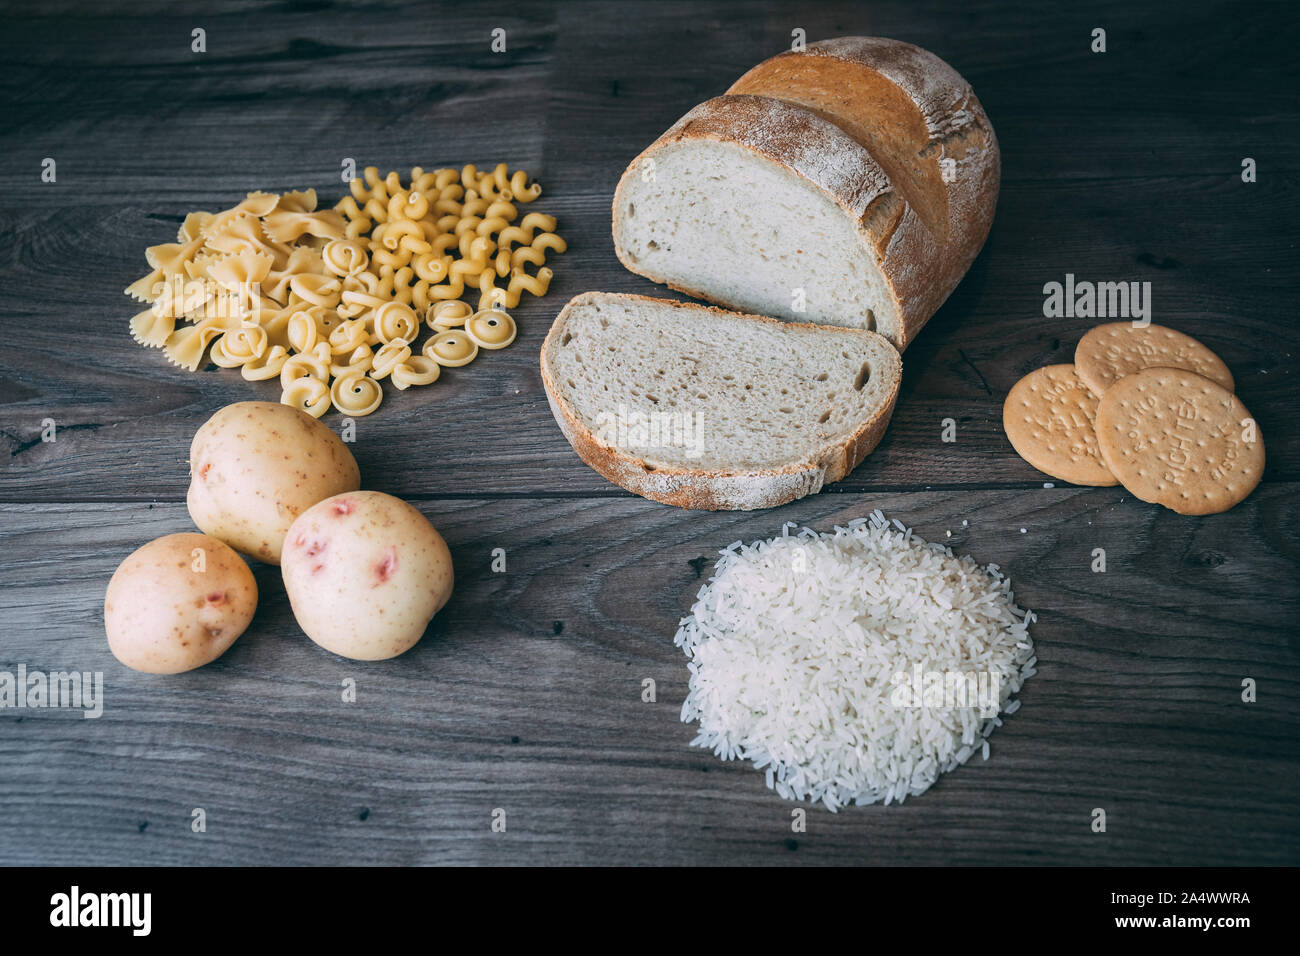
top-left (540, 292), bottom-right (902, 510)
top-left (612, 37), bottom-right (1000, 351)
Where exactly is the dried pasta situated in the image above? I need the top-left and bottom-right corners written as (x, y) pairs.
top-left (369, 340), bottom-right (412, 380)
top-left (374, 302), bottom-right (419, 344)
top-left (424, 330), bottom-right (478, 367)
top-left (330, 345), bottom-right (373, 379)
top-left (328, 318), bottom-right (372, 356)
top-left (129, 308), bottom-right (175, 348)
top-left (240, 345), bottom-right (289, 381)
top-left (280, 344), bottom-right (331, 388)
top-left (126, 166), bottom-right (554, 416)
top-left (262, 208), bottom-right (347, 243)
top-left (391, 356), bottom-right (441, 390)
top-left (429, 299), bottom-right (473, 329)
top-left (465, 310), bottom-right (517, 350)
top-left (334, 163), bottom-right (563, 325)
top-left (331, 374), bottom-right (383, 417)
top-left (281, 376), bottom-right (331, 418)
top-left (164, 316), bottom-right (234, 372)
top-left (322, 239), bottom-right (369, 277)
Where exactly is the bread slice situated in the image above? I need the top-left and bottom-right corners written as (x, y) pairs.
top-left (540, 292), bottom-right (902, 510)
top-left (612, 37), bottom-right (1000, 351)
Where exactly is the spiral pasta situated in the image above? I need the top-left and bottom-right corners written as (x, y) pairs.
top-left (240, 345), bottom-right (289, 381)
top-left (286, 309), bottom-right (322, 353)
top-left (424, 330), bottom-right (478, 367)
top-left (331, 373), bottom-right (383, 416)
top-left (391, 356), bottom-right (441, 390)
top-left (465, 310), bottom-right (517, 350)
top-left (335, 163), bottom-right (563, 320)
top-left (369, 339), bottom-right (412, 380)
top-left (280, 346), bottom-right (331, 389)
top-left (373, 302), bottom-right (418, 344)
top-left (282, 375), bottom-right (331, 418)
top-left (322, 239), bottom-right (370, 277)
top-left (211, 325), bottom-right (268, 367)
top-left (428, 299), bottom-right (473, 329)
top-left (328, 320), bottom-right (370, 357)
top-left (330, 345), bottom-right (373, 379)
top-left (288, 274), bottom-right (342, 309)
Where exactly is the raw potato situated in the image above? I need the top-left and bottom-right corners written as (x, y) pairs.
top-left (281, 491), bottom-right (454, 660)
top-left (187, 401), bottom-right (361, 565)
top-left (105, 533), bottom-right (258, 674)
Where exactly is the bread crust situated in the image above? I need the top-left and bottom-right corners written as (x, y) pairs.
top-left (540, 292), bottom-right (900, 511)
top-left (612, 36), bottom-right (1000, 351)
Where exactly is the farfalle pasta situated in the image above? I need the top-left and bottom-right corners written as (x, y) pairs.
top-left (164, 315), bottom-right (238, 372)
top-left (262, 208), bottom-right (347, 244)
top-left (125, 166), bottom-right (554, 416)
top-left (266, 247), bottom-right (326, 300)
top-left (129, 307), bottom-right (175, 348)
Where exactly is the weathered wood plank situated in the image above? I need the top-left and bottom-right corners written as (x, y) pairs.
top-left (0, 5), bottom-right (558, 199)
top-left (1, 490), bottom-right (1296, 865)
top-left (1, 181), bottom-right (1296, 500)
top-left (4, 0), bottom-right (1297, 204)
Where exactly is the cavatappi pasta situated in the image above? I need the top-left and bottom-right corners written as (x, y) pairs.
top-left (335, 164), bottom-right (565, 316)
top-left (123, 164), bottom-right (559, 417)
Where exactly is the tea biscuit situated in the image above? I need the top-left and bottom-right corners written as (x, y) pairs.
top-left (1003, 364), bottom-right (1118, 486)
top-left (1095, 368), bottom-right (1263, 515)
top-left (1075, 322), bottom-right (1233, 396)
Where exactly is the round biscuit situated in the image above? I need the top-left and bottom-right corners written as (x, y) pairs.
top-left (1095, 367), bottom-right (1263, 515)
top-left (1003, 364), bottom-right (1118, 486)
top-left (1075, 322), bottom-right (1233, 396)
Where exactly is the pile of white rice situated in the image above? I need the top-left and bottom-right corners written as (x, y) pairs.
top-left (675, 512), bottom-right (1037, 811)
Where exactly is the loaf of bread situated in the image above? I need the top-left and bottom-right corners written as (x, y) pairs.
top-left (540, 292), bottom-right (901, 510)
top-left (612, 37), bottom-right (999, 351)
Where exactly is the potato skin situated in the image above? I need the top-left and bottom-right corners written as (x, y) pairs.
top-left (105, 533), bottom-right (258, 674)
top-left (281, 491), bottom-right (454, 660)
top-left (187, 401), bottom-right (360, 565)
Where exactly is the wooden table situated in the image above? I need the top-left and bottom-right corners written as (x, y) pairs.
top-left (2, 0), bottom-right (1297, 866)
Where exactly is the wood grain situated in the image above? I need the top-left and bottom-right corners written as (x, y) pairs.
top-left (0, 0), bottom-right (1297, 866)
top-left (1, 187), bottom-right (1296, 500)
top-left (2, 491), bottom-right (1297, 865)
